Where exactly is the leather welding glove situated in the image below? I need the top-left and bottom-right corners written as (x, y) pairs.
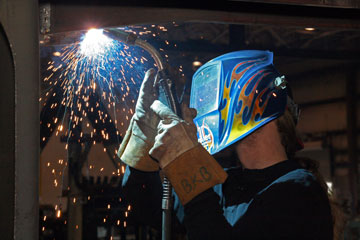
top-left (117, 69), bottom-right (160, 172)
top-left (149, 100), bottom-right (228, 205)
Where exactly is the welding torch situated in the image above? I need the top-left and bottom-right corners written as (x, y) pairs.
top-left (104, 28), bottom-right (180, 240)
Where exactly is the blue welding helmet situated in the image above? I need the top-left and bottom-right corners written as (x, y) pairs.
top-left (190, 50), bottom-right (288, 155)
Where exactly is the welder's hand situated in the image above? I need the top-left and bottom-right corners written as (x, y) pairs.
top-left (117, 69), bottom-right (160, 172)
top-left (149, 100), bottom-right (228, 205)
top-left (149, 100), bottom-right (198, 168)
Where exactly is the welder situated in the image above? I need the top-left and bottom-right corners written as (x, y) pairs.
top-left (118, 50), bottom-right (335, 239)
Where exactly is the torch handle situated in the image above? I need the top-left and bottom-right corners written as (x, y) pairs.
top-left (157, 70), bottom-right (182, 117)
top-left (157, 69), bottom-right (181, 240)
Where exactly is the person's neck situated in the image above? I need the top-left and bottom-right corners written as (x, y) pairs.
top-left (235, 121), bottom-right (288, 170)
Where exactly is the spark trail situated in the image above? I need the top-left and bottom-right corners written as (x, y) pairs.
top-left (40, 28), bottom-right (155, 149)
top-left (39, 24), bottom-right (184, 224)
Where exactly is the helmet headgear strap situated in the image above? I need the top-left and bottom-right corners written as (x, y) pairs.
top-left (274, 75), bottom-right (300, 125)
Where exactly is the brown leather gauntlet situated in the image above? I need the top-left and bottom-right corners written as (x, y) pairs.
top-left (162, 145), bottom-right (228, 205)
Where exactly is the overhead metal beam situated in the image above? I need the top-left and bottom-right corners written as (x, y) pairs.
top-left (44, 2), bottom-right (360, 34)
top-left (231, 0), bottom-right (360, 9)
top-left (159, 40), bottom-right (360, 60)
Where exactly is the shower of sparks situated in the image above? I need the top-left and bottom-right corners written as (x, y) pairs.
top-left (40, 28), bottom-right (156, 150)
top-left (40, 24), bottom-right (180, 228)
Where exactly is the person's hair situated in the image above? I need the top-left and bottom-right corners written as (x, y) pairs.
top-left (276, 109), bottom-right (345, 240)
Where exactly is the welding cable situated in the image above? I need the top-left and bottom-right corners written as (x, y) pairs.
top-left (104, 28), bottom-right (177, 240)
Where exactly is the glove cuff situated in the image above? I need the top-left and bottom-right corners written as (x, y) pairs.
top-left (162, 144), bottom-right (228, 205)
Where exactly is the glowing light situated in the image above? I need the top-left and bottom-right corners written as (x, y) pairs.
top-left (80, 29), bottom-right (113, 57)
top-left (304, 27), bottom-right (315, 31)
top-left (326, 181), bottom-right (333, 195)
top-left (192, 60), bottom-right (202, 67)
top-left (56, 209), bottom-right (61, 218)
top-left (53, 51), bottom-right (61, 57)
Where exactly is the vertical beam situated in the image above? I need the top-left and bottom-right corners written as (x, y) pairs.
top-left (347, 67), bottom-right (358, 217)
top-left (0, 23), bottom-right (15, 240)
top-left (67, 125), bottom-right (83, 240)
top-left (8, 0), bottom-right (39, 239)
top-left (0, 0), bottom-right (39, 239)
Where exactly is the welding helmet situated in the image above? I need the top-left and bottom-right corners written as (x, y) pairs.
top-left (190, 50), bottom-right (291, 155)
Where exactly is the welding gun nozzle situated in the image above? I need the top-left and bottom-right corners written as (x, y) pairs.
top-left (104, 28), bottom-right (165, 71)
top-left (103, 29), bottom-right (137, 45)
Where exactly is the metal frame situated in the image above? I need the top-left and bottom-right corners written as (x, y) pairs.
top-left (0, 21), bottom-right (15, 240)
top-left (44, 2), bottom-right (360, 34)
top-left (0, 0), bottom-right (39, 239)
top-left (231, 0), bottom-right (360, 8)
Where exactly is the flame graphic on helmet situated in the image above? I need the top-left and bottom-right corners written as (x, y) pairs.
top-left (219, 58), bottom-right (275, 145)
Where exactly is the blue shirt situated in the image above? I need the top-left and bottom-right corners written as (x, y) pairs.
top-left (123, 160), bottom-right (333, 239)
